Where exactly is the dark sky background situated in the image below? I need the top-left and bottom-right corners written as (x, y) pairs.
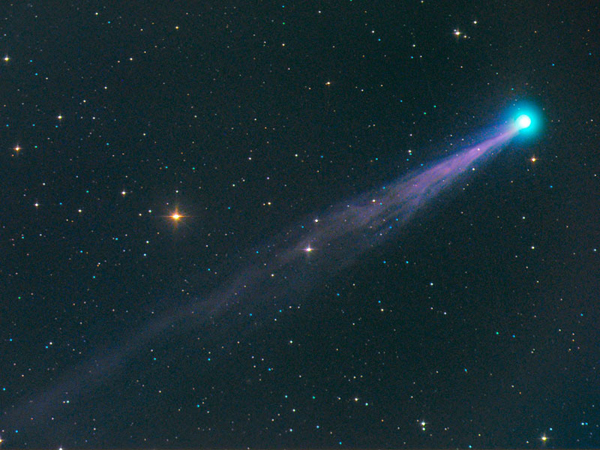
top-left (1, 1), bottom-right (599, 448)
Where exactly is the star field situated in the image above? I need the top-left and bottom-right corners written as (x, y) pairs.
top-left (1, 1), bottom-right (599, 448)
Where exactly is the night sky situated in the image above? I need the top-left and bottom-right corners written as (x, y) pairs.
top-left (2, 1), bottom-right (599, 448)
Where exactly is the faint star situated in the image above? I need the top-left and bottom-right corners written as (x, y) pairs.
top-left (57, 115), bottom-right (63, 120)
top-left (3, 55), bottom-right (9, 62)
top-left (530, 156), bottom-right (537, 162)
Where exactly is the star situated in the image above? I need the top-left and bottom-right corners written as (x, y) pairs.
top-left (170, 211), bottom-right (183, 222)
top-left (3, 55), bottom-right (9, 62)
top-left (13, 145), bottom-right (21, 153)
top-left (304, 246), bottom-right (313, 253)
top-left (453, 29), bottom-right (468, 39)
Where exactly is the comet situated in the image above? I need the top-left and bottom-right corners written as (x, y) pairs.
top-left (4, 116), bottom-right (532, 432)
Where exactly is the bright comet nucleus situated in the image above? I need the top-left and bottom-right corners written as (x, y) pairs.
top-left (516, 114), bottom-right (532, 130)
